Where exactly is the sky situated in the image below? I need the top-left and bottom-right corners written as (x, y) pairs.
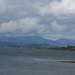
top-left (0, 0), bottom-right (75, 40)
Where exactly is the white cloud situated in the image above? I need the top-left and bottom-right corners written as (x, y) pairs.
top-left (0, 16), bottom-right (66, 38)
top-left (50, 21), bottom-right (66, 32)
top-left (0, 17), bottom-right (40, 36)
top-left (39, 0), bottom-right (75, 16)
top-left (41, 34), bottom-right (62, 41)
top-left (0, 16), bottom-right (52, 37)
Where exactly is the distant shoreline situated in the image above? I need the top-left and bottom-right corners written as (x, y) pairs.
top-left (0, 46), bottom-right (75, 51)
top-left (30, 46), bottom-right (75, 51)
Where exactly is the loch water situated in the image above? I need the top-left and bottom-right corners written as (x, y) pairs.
top-left (0, 48), bottom-right (75, 75)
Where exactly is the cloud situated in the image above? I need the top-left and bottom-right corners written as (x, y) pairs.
top-left (0, 16), bottom-right (66, 39)
top-left (39, 0), bottom-right (75, 16)
top-left (0, 17), bottom-right (40, 36)
top-left (0, 0), bottom-right (75, 40)
top-left (17, 11), bottom-right (28, 17)
top-left (0, 0), bottom-right (7, 13)
top-left (0, 17), bottom-right (50, 37)
top-left (50, 21), bottom-right (66, 32)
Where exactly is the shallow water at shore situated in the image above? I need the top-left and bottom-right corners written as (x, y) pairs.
top-left (0, 48), bottom-right (75, 75)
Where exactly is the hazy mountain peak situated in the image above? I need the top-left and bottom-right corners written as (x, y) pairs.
top-left (56, 38), bottom-right (75, 46)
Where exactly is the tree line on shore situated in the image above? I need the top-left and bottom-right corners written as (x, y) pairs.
top-left (35, 45), bottom-right (75, 51)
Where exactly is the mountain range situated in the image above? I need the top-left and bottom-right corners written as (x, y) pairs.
top-left (0, 36), bottom-right (75, 47)
top-left (56, 38), bottom-right (75, 46)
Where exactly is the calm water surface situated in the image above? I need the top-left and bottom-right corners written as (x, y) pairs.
top-left (0, 48), bottom-right (75, 75)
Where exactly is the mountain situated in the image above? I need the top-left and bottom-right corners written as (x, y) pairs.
top-left (0, 36), bottom-right (75, 47)
top-left (0, 36), bottom-right (61, 46)
top-left (56, 38), bottom-right (75, 46)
